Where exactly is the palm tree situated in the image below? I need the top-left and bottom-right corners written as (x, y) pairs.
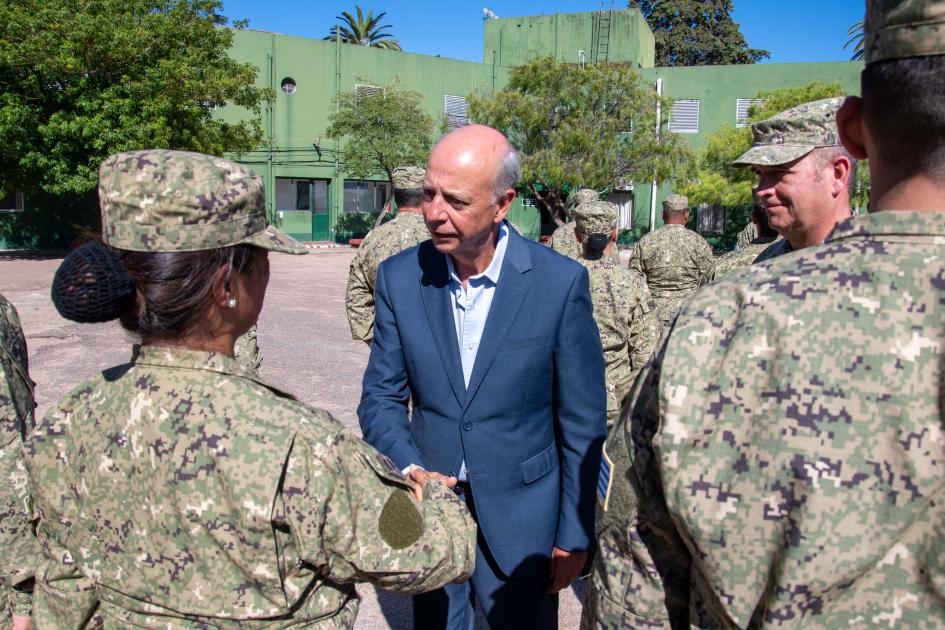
top-left (844, 20), bottom-right (864, 61)
top-left (325, 6), bottom-right (402, 51)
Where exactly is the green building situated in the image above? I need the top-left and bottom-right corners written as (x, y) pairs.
top-left (0, 8), bottom-right (861, 249)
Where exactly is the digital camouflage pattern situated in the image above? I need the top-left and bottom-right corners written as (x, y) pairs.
top-left (0, 293), bottom-right (36, 619)
top-left (661, 194), bottom-right (688, 214)
top-left (578, 258), bottom-right (659, 427)
top-left (573, 188), bottom-right (599, 207)
top-left (588, 210), bottom-right (945, 628)
top-left (234, 324), bottom-right (262, 371)
top-left (25, 345), bottom-right (476, 627)
top-left (550, 223), bottom-right (621, 262)
top-left (628, 225), bottom-right (713, 327)
top-left (346, 211), bottom-right (430, 342)
top-left (574, 200), bottom-right (618, 236)
top-left (391, 166), bottom-right (425, 190)
top-left (698, 236), bottom-right (780, 286)
top-left (752, 236), bottom-right (794, 264)
top-left (734, 221), bottom-right (757, 250)
top-left (865, 0), bottom-right (945, 64)
top-left (99, 149), bottom-right (308, 255)
top-left (732, 97), bottom-right (845, 168)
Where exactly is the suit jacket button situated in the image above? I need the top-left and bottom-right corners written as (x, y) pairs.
top-left (462, 421), bottom-right (472, 431)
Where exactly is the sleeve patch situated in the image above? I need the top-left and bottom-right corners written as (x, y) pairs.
top-left (598, 445), bottom-right (614, 511)
top-left (378, 490), bottom-right (424, 549)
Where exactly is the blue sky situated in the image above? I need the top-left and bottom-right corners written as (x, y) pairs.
top-left (220, 1), bottom-right (864, 65)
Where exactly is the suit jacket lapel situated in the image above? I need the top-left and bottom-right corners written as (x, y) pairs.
top-left (418, 243), bottom-right (467, 407)
top-left (463, 230), bottom-right (533, 409)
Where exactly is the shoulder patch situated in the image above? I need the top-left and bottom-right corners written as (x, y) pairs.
top-left (378, 490), bottom-right (424, 549)
top-left (598, 444), bottom-right (614, 511)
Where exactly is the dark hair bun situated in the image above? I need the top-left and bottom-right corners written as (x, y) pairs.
top-left (52, 240), bottom-right (135, 323)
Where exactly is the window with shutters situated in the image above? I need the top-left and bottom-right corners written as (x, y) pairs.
top-left (697, 202), bottom-right (725, 234)
top-left (604, 191), bottom-right (634, 230)
top-left (668, 99), bottom-right (700, 134)
top-left (355, 84), bottom-right (383, 104)
top-left (0, 190), bottom-right (24, 213)
top-left (444, 95), bottom-right (469, 130)
top-left (736, 98), bottom-right (764, 128)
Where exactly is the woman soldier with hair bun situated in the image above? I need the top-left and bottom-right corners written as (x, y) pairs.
top-left (26, 150), bottom-right (475, 628)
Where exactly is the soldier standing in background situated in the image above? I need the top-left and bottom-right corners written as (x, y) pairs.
top-left (346, 166), bottom-right (430, 344)
top-left (573, 200), bottom-right (659, 428)
top-left (628, 194), bottom-right (713, 327)
top-left (586, 0), bottom-right (945, 626)
top-left (0, 293), bottom-right (35, 630)
top-left (699, 199), bottom-right (780, 285)
top-left (550, 188), bottom-right (621, 263)
top-left (732, 97), bottom-right (855, 263)
top-left (733, 220), bottom-right (757, 250)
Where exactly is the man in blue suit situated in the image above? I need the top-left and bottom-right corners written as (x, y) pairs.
top-left (358, 124), bottom-right (607, 629)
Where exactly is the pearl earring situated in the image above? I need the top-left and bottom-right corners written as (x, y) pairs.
top-left (227, 297), bottom-right (237, 308)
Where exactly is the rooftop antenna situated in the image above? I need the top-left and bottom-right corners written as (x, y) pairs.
top-left (482, 8), bottom-right (499, 20)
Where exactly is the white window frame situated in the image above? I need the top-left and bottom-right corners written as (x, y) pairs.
top-left (736, 98), bottom-right (764, 128)
top-left (668, 99), bottom-right (700, 134)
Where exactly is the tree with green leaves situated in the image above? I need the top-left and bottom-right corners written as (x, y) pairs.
top-left (680, 81), bottom-right (868, 209)
top-left (469, 57), bottom-right (692, 226)
top-left (845, 20), bottom-right (865, 61)
top-left (0, 0), bottom-right (268, 199)
top-left (326, 80), bottom-right (433, 225)
top-left (630, 0), bottom-right (769, 66)
top-left (325, 6), bottom-right (401, 51)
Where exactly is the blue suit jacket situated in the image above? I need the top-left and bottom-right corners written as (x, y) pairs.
top-left (357, 228), bottom-right (606, 577)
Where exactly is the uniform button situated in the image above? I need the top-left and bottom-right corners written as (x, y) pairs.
top-left (462, 421), bottom-right (472, 431)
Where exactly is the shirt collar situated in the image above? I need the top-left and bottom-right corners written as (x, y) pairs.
top-left (827, 209), bottom-right (945, 242)
top-left (131, 344), bottom-right (262, 382)
top-left (446, 221), bottom-right (510, 287)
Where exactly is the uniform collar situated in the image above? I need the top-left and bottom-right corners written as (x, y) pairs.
top-left (827, 210), bottom-right (945, 242)
top-left (131, 344), bottom-right (261, 382)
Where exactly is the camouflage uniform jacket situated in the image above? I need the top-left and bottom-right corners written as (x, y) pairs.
top-left (586, 210), bottom-right (945, 628)
top-left (346, 212), bottom-right (429, 342)
top-left (234, 323), bottom-right (262, 371)
top-left (698, 236), bottom-right (780, 286)
top-left (752, 236), bottom-right (793, 263)
top-left (628, 225), bottom-right (713, 326)
top-left (549, 221), bottom-right (620, 262)
top-left (734, 222), bottom-right (757, 250)
top-left (25, 345), bottom-right (475, 628)
top-left (0, 293), bottom-right (36, 619)
top-left (579, 257), bottom-right (659, 427)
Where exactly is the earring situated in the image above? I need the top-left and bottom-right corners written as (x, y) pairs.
top-left (227, 297), bottom-right (237, 308)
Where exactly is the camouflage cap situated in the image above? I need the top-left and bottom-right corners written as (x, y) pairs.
top-left (574, 200), bottom-right (618, 235)
top-left (391, 166), bottom-right (425, 190)
top-left (732, 97), bottom-right (845, 168)
top-left (572, 188), bottom-right (599, 207)
top-left (99, 150), bottom-right (308, 254)
top-left (865, 0), bottom-right (945, 65)
top-left (662, 194), bottom-right (689, 213)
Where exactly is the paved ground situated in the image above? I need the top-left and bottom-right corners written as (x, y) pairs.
top-left (0, 248), bottom-right (587, 629)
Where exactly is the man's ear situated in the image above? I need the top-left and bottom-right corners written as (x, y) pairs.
top-left (837, 96), bottom-right (869, 161)
top-left (493, 188), bottom-right (515, 224)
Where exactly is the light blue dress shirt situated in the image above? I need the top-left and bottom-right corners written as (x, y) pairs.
top-left (444, 221), bottom-right (509, 480)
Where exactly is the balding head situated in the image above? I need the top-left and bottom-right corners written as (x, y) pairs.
top-left (422, 125), bottom-right (519, 275)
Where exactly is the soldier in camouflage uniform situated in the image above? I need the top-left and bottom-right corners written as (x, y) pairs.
top-left (586, 1), bottom-right (945, 627)
top-left (346, 166), bottom-right (430, 343)
top-left (549, 189), bottom-right (620, 262)
top-left (573, 201), bottom-right (659, 427)
top-left (733, 220), bottom-right (757, 250)
top-left (0, 293), bottom-right (36, 628)
top-left (699, 201), bottom-right (780, 286)
top-left (627, 194), bottom-right (713, 327)
top-left (732, 97), bottom-right (855, 264)
top-left (25, 150), bottom-right (476, 627)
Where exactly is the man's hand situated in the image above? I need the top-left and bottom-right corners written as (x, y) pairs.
top-left (405, 467), bottom-right (457, 501)
top-left (12, 614), bottom-right (31, 630)
top-left (547, 546), bottom-right (587, 594)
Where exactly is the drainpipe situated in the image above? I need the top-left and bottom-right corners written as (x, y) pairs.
top-left (267, 35), bottom-right (275, 223)
top-left (333, 27), bottom-right (342, 242)
top-left (650, 77), bottom-right (663, 232)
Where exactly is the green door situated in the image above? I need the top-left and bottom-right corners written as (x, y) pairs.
top-left (312, 179), bottom-right (330, 241)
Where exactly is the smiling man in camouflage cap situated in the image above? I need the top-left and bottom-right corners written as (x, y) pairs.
top-left (732, 97), bottom-right (856, 263)
top-left (346, 165), bottom-right (430, 344)
top-left (586, 1), bottom-right (945, 628)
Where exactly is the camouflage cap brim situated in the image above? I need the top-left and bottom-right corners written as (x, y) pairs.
top-left (239, 226), bottom-right (309, 255)
top-left (731, 144), bottom-right (815, 168)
